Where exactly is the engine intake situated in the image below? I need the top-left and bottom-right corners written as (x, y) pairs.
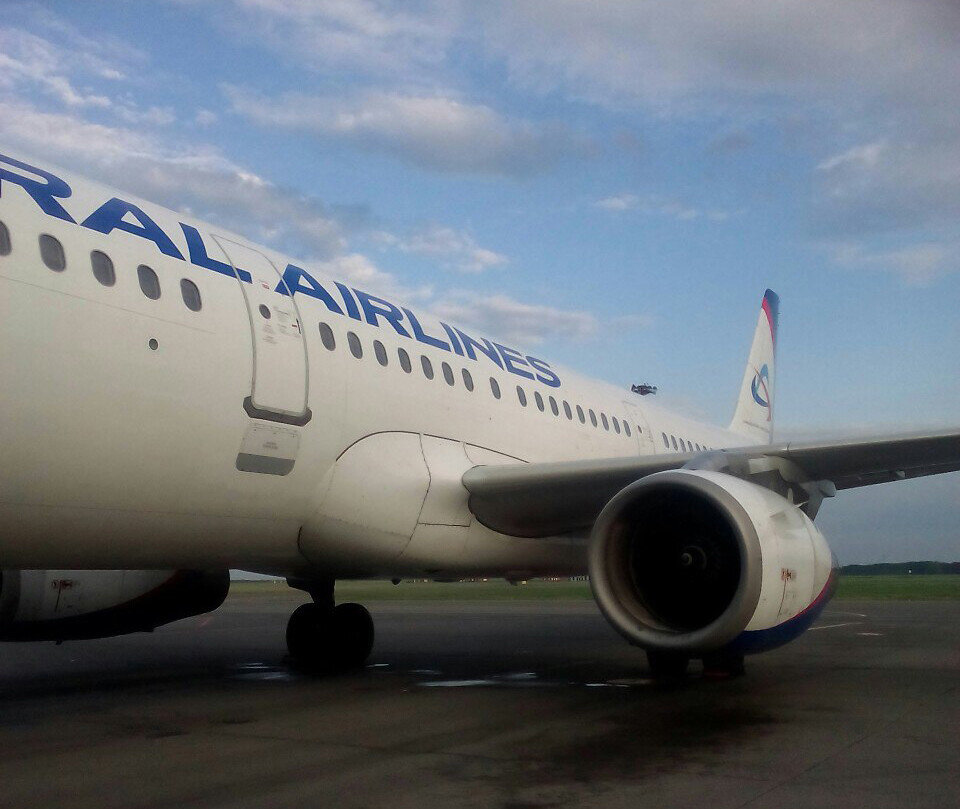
top-left (0, 569), bottom-right (230, 641)
top-left (589, 469), bottom-right (833, 655)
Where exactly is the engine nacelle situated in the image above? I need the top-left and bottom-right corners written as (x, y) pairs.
top-left (0, 569), bottom-right (230, 641)
top-left (588, 469), bottom-right (837, 656)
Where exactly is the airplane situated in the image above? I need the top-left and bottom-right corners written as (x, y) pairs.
top-left (0, 146), bottom-right (957, 679)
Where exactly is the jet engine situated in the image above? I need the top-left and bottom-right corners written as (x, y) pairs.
top-left (0, 569), bottom-right (230, 641)
top-left (588, 469), bottom-right (836, 657)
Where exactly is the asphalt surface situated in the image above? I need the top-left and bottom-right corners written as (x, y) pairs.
top-left (0, 593), bottom-right (957, 809)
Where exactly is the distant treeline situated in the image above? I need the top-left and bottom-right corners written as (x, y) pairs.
top-left (841, 561), bottom-right (960, 575)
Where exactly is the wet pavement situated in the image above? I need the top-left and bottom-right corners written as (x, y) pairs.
top-left (0, 594), bottom-right (957, 808)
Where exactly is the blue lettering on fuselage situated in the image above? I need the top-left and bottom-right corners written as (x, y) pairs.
top-left (82, 198), bottom-right (184, 260)
top-left (277, 264), bottom-right (343, 315)
top-left (0, 152), bottom-right (76, 223)
top-left (181, 223), bottom-right (252, 283)
top-left (0, 153), bottom-right (562, 387)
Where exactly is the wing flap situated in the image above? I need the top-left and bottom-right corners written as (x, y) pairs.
top-left (462, 430), bottom-right (960, 538)
top-left (463, 454), bottom-right (690, 538)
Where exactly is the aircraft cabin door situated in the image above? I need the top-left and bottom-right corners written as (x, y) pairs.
top-left (622, 400), bottom-right (656, 455)
top-left (212, 235), bottom-right (311, 426)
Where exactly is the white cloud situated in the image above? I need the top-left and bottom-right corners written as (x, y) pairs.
top-left (0, 27), bottom-right (114, 109)
top-left (220, 0), bottom-right (457, 80)
top-left (194, 109), bottom-right (218, 127)
top-left (475, 1), bottom-right (960, 112)
top-left (374, 225), bottom-right (508, 273)
top-left (225, 86), bottom-right (588, 175)
top-left (309, 252), bottom-right (432, 303)
top-left (0, 99), bottom-right (344, 259)
top-left (594, 192), bottom-right (736, 222)
top-left (594, 193), bottom-right (638, 211)
top-left (827, 241), bottom-right (956, 285)
top-left (816, 138), bottom-right (960, 234)
top-left (817, 141), bottom-right (887, 173)
top-left (431, 292), bottom-right (602, 346)
top-left (114, 105), bottom-right (176, 126)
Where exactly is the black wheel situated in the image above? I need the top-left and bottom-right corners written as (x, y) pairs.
top-left (646, 650), bottom-right (689, 681)
top-left (285, 601), bottom-right (374, 672)
top-left (331, 603), bottom-right (375, 670)
top-left (286, 603), bottom-right (331, 668)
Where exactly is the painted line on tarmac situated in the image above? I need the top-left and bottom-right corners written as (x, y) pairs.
top-left (809, 621), bottom-right (861, 631)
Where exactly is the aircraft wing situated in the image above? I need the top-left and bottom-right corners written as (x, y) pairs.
top-left (462, 429), bottom-right (960, 538)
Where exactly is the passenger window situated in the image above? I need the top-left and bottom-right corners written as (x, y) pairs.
top-left (549, 396), bottom-right (559, 416)
top-left (601, 413), bottom-right (609, 431)
top-left (180, 278), bottom-right (202, 311)
top-left (347, 331), bottom-right (363, 358)
top-left (637, 425), bottom-right (642, 434)
top-left (137, 264), bottom-right (161, 300)
top-left (662, 433), bottom-right (669, 448)
top-left (589, 409), bottom-right (597, 427)
top-left (39, 234), bottom-right (65, 271)
top-left (613, 417), bottom-right (621, 434)
top-left (671, 435), bottom-right (678, 450)
top-left (91, 251), bottom-right (115, 286)
top-left (442, 362), bottom-right (455, 386)
top-left (681, 439), bottom-right (688, 452)
top-left (517, 386), bottom-right (527, 406)
top-left (563, 401), bottom-right (572, 420)
top-left (374, 340), bottom-right (388, 366)
top-left (398, 347), bottom-right (412, 373)
top-left (624, 422), bottom-right (631, 437)
top-left (535, 392), bottom-right (545, 412)
top-left (577, 405), bottom-right (585, 424)
top-left (490, 377), bottom-right (501, 399)
top-left (319, 322), bottom-right (336, 350)
top-left (0, 220), bottom-right (11, 256)
top-left (462, 368), bottom-right (474, 391)
top-left (421, 355), bottom-right (434, 379)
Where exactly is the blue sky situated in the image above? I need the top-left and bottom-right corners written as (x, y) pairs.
top-left (1, 1), bottom-right (958, 562)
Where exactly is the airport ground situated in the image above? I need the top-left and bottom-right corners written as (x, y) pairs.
top-left (0, 584), bottom-right (957, 809)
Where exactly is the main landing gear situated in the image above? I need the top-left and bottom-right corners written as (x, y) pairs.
top-left (285, 578), bottom-right (374, 672)
top-left (645, 650), bottom-right (746, 682)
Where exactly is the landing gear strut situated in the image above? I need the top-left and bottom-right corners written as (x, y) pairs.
top-left (646, 650), bottom-right (690, 681)
top-left (285, 579), bottom-right (374, 672)
top-left (645, 649), bottom-right (747, 681)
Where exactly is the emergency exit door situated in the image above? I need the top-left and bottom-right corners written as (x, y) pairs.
top-left (212, 235), bottom-right (311, 425)
top-left (622, 401), bottom-right (656, 455)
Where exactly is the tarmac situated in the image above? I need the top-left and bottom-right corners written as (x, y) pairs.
top-left (0, 592), bottom-right (957, 809)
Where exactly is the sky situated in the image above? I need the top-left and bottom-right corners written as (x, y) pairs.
top-left (0, 0), bottom-right (957, 563)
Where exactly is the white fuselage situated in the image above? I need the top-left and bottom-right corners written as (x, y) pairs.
top-left (0, 149), bottom-right (752, 580)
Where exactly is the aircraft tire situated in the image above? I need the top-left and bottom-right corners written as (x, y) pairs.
top-left (331, 602), bottom-right (375, 670)
top-left (286, 603), bottom-right (330, 669)
top-left (285, 602), bottom-right (374, 672)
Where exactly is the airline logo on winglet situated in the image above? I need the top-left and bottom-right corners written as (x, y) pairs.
top-left (751, 363), bottom-right (771, 417)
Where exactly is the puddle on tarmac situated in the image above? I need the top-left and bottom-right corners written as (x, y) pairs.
top-left (418, 671), bottom-right (653, 689)
top-left (421, 671), bottom-right (550, 688)
top-left (229, 662), bottom-right (298, 682)
top-left (227, 661), bottom-right (658, 690)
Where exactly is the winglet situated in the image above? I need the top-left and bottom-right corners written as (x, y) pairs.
top-left (761, 288), bottom-right (779, 350)
top-left (729, 289), bottom-right (779, 443)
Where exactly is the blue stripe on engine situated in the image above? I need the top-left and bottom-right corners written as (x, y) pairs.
top-left (723, 570), bottom-right (838, 656)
